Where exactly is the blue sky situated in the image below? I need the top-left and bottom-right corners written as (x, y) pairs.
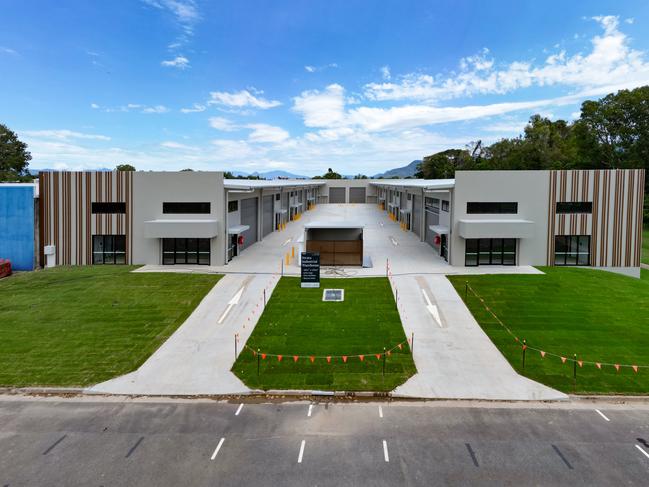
top-left (2, 1), bottom-right (649, 176)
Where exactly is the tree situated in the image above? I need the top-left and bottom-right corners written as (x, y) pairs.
top-left (418, 149), bottom-right (476, 179)
top-left (180, 168), bottom-right (194, 172)
top-left (0, 123), bottom-right (32, 181)
top-left (353, 174), bottom-right (368, 179)
top-left (116, 164), bottom-right (135, 171)
top-left (315, 168), bottom-right (342, 179)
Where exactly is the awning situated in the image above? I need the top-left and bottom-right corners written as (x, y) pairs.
top-left (458, 219), bottom-right (535, 239)
top-left (228, 224), bottom-right (250, 234)
top-left (275, 208), bottom-right (288, 214)
top-left (429, 225), bottom-right (449, 235)
top-left (144, 219), bottom-right (218, 239)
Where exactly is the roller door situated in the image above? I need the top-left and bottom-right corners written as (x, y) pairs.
top-left (240, 197), bottom-right (258, 250)
top-left (412, 195), bottom-right (421, 237)
top-left (349, 187), bottom-right (366, 203)
top-left (262, 195), bottom-right (273, 237)
top-left (424, 210), bottom-right (439, 246)
top-left (329, 187), bottom-right (346, 203)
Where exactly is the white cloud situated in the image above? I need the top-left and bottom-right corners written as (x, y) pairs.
top-left (208, 116), bottom-right (237, 131)
top-left (142, 105), bottom-right (169, 113)
top-left (363, 16), bottom-right (649, 102)
top-left (305, 65), bottom-right (316, 73)
top-left (380, 65), bottom-right (391, 80)
top-left (304, 63), bottom-right (338, 73)
top-left (161, 141), bottom-right (197, 150)
top-left (292, 84), bottom-right (346, 128)
top-left (90, 103), bottom-right (100, 109)
top-left (0, 46), bottom-right (18, 55)
top-left (142, 0), bottom-right (199, 33)
top-left (161, 55), bottom-right (190, 69)
top-left (22, 129), bottom-right (111, 141)
top-left (208, 89), bottom-right (281, 109)
top-left (246, 124), bottom-right (290, 144)
top-left (98, 103), bottom-right (169, 114)
top-left (180, 103), bottom-right (206, 113)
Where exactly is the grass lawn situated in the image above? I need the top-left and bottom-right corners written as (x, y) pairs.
top-left (0, 266), bottom-right (220, 387)
top-left (232, 277), bottom-right (416, 391)
top-left (643, 225), bottom-right (648, 265)
top-left (448, 268), bottom-right (649, 394)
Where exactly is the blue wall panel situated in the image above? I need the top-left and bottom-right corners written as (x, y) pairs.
top-left (0, 186), bottom-right (35, 270)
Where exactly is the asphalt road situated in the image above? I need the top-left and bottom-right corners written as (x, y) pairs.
top-left (1, 397), bottom-right (648, 486)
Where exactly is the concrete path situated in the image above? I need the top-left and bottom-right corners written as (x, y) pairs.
top-left (391, 274), bottom-right (567, 400)
top-left (87, 273), bottom-right (277, 395)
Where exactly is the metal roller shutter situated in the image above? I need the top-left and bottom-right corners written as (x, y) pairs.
top-left (412, 195), bottom-right (421, 237)
top-left (424, 210), bottom-right (439, 246)
top-left (262, 195), bottom-right (273, 237)
top-left (329, 187), bottom-right (346, 203)
top-left (349, 187), bottom-right (366, 203)
top-left (240, 197), bottom-right (258, 250)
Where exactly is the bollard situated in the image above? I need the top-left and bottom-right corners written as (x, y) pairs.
top-left (522, 339), bottom-right (527, 369)
top-left (382, 347), bottom-right (386, 376)
top-left (285, 253), bottom-right (290, 266)
top-left (292, 246), bottom-right (295, 258)
top-left (573, 353), bottom-right (577, 388)
top-left (257, 348), bottom-right (261, 376)
top-left (281, 258), bottom-right (284, 276)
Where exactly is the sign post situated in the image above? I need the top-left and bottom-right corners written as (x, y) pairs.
top-left (301, 252), bottom-right (320, 288)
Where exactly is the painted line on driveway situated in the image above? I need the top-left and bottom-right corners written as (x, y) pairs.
top-left (595, 409), bottom-right (610, 422)
top-left (379, 405), bottom-right (383, 418)
top-left (298, 440), bottom-right (306, 463)
top-left (235, 403), bottom-right (244, 416)
top-left (636, 444), bottom-right (649, 460)
top-left (218, 286), bottom-right (245, 324)
top-left (552, 444), bottom-right (573, 469)
top-left (211, 438), bottom-right (225, 460)
top-left (465, 443), bottom-right (479, 467)
top-left (126, 437), bottom-right (144, 458)
top-left (308, 404), bottom-right (313, 417)
top-left (43, 435), bottom-right (67, 455)
top-left (382, 440), bottom-right (389, 462)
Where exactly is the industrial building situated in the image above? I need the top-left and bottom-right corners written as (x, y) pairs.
top-left (28, 168), bottom-right (646, 275)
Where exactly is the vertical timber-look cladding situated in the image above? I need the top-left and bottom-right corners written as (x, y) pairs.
top-left (547, 169), bottom-right (644, 268)
top-left (41, 171), bottom-right (132, 265)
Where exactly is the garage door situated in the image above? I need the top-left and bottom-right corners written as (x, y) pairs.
top-left (412, 195), bottom-right (421, 237)
top-left (424, 210), bottom-right (439, 246)
top-left (349, 187), bottom-right (366, 203)
top-left (240, 197), bottom-right (258, 250)
top-left (262, 195), bottom-right (273, 238)
top-left (329, 187), bottom-right (346, 203)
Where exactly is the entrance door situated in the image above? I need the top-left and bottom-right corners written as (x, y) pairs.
top-left (440, 234), bottom-right (447, 261)
top-left (240, 197), bottom-right (258, 250)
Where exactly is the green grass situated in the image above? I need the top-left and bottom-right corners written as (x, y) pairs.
top-left (448, 268), bottom-right (649, 394)
top-left (642, 225), bottom-right (648, 265)
top-left (0, 266), bottom-right (221, 387)
top-left (233, 277), bottom-right (416, 391)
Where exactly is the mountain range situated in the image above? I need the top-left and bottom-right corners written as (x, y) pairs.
top-left (373, 160), bottom-right (422, 178)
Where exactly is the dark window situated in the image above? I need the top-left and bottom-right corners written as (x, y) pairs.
top-left (441, 200), bottom-right (449, 212)
top-left (92, 235), bottom-right (126, 264)
top-left (92, 202), bottom-right (126, 214)
top-left (554, 235), bottom-right (590, 266)
top-left (275, 193), bottom-right (281, 201)
top-left (425, 197), bottom-right (440, 213)
top-left (228, 200), bottom-right (238, 213)
top-left (163, 202), bottom-right (211, 214)
top-left (556, 202), bottom-right (592, 214)
top-left (466, 202), bottom-right (518, 214)
top-left (465, 238), bottom-right (516, 266)
top-left (162, 238), bottom-right (211, 265)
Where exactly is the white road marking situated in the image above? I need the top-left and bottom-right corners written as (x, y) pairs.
top-left (298, 440), bottom-right (306, 463)
top-left (218, 286), bottom-right (245, 324)
top-left (235, 403), bottom-right (243, 416)
top-left (421, 289), bottom-right (443, 327)
top-left (210, 438), bottom-right (225, 460)
top-left (379, 406), bottom-right (383, 418)
top-left (383, 440), bottom-right (389, 462)
top-left (636, 444), bottom-right (649, 460)
top-left (282, 238), bottom-right (292, 246)
top-left (595, 409), bottom-right (610, 422)
top-left (389, 237), bottom-right (399, 246)
top-left (308, 404), bottom-right (313, 417)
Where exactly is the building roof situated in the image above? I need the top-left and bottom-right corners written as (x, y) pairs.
top-left (304, 221), bottom-right (364, 229)
top-left (224, 179), bottom-right (325, 190)
top-left (369, 179), bottom-right (455, 190)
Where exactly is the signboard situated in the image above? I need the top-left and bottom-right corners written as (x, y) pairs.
top-left (301, 252), bottom-right (320, 288)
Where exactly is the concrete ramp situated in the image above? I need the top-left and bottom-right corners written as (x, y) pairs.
top-left (391, 275), bottom-right (567, 400)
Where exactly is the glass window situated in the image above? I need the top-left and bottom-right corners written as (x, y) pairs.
top-left (161, 238), bottom-right (210, 265)
top-left (491, 239), bottom-right (503, 265)
top-left (479, 239), bottom-right (492, 265)
top-left (466, 202), bottom-right (518, 214)
top-left (465, 238), bottom-right (517, 266)
top-left (228, 200), bottom-right (238, 213)
top-left (441, 200), bottom-right (449, 212)
top-left (91, 202), bottom-right (126, 214)
top-left (92, 235), bottom-right (126, 264)
top-left (92, 235), bottom-right (104, 264)
top-left (503, 239), bottom-right (516, 265)
top-left (162, 202), bottom-right (211, 214)
top-left (556, 202), bottom-right (592, 214)
top-left (465, 239), bottom-right (478, 266)
top-left (554, 235), bottom-right (590, 266)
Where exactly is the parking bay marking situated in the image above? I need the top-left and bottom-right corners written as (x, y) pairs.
top-left (211, 438), bottom-right (225, 460)
top-left (595, 409), bottom-right (610, 422)
top-left (42, 435), bottom-right (67, 455)
top-left (636, 444), bottom-right (649, 460)
top-left (126, 437), bottom-right (144, 458)
top-left (308, 404), bottom-right (313, 417)
top-left (552, 444), bottom-right (573, 470)
top-left (235, 403), bottom-right (244, 416)
top-left (298, 440), bottom-right (306, 463)
top-left (383, 440), bottom-right (389, 462)
top-left (465, 443), bottom-right (479, 467)
top-left (379, 406), bottom-right (383, 418)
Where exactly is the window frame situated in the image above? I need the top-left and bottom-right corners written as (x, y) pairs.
top-left (465, 238), bottom-right (516, 266)
top-left (441, 200), bottom-right (449, 212)
top-left (162, 238), bottom-right (211, 265)
top-left (554, 235), bottom-right (591, 266)
top-left (162, 202), bottom-right (211, 214)
top-left (92, 235), bottom-right (126, 264)
top-left (466, 202), bottom-right (518, 214)
top-left (228, 200), bottom-right (238, 213)
top-left (556, 202), bottom-right (592, 214)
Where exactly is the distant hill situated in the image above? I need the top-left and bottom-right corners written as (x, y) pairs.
top-left (374, 160), bottom-right (422, 178)
top-left (229, 170), bottom-right (309, 179)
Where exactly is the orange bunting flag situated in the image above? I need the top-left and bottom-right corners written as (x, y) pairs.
top-left (515, 337), bottom-right (519, 342)
top-left (326, 356), bottom-right (331, 363)
top-left (375, 354), bottom-right (382, 360)
top-left (398, 344), bottom-right (403, 350)
top-left (261, 353), bottom-right (267, 360)
top-left (596, 362), bottom-right (602, 369)
top-left (633, 365), bottom-right (639, 373)
top-left (522, 345), bottom-right (527, 351)
top-left (309, 356), bottom-right (315, 363)
top-left (291, 355), bottom-right (299, 362)
top-left (359, 355), bottom-right (365, 362)
top-left (614, 364), bottom-right (620, 372)
top-left (252, 350), bottom-right (257, 356)
top-left (342, 356), bottom-right (348, 363)
top-left (577, 360), bottom-right (583, 367)
top-left (540, 351), bottom-right (546, 358)
top-left (561, 356), bottom-right (567, 364)
top-left (387, 351), bottom-right (392, 356)
top-left (277, 355), bottom-right (283, 362)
